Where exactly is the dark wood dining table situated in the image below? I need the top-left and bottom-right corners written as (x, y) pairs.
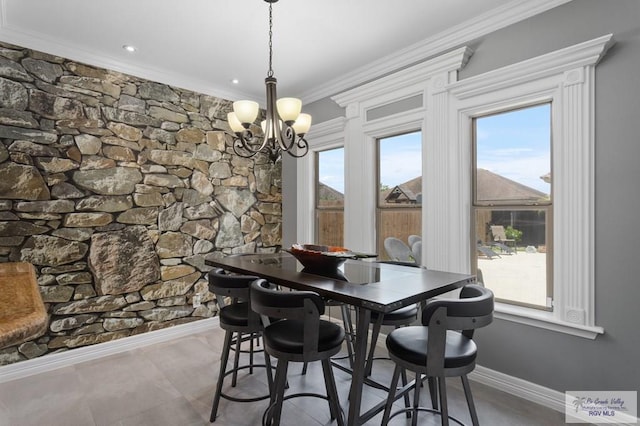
top-left (205, 252), bottom-right (475, 426)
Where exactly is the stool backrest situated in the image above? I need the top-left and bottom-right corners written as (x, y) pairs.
top-left (421, 284), bottom-right (494, 333)
top-left (208, 268), bottom-right (261, 327)
top-left (250, 279), bottom-right (325, 355)
top-left (421, 284), bottom-right (494, 374)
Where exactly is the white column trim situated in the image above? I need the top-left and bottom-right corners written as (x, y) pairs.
top-left (425, 71), bottom-right (470, 273)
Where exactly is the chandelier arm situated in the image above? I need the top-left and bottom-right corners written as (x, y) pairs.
top-left (281, 135), bottom-right (310, 158)
top-left (232, 129), bottom-right (269, 158)
top-left (274, 123), bottom-right (294, 150)
top-left (233, 139), bottom-right (259, 158)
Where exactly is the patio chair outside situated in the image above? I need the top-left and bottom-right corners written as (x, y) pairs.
top-left (490, 225), bottom-right (516, 254)
top-left (477, 241), bottom-right (501, 260)
top-left (408, 234), bottom-right (421, 248)
top-left (491, 241), bottom-right (516, 255)
top-left (411, 241), bottom-right (422, 266)
top-left (384, 237), bottom-right (415, 263)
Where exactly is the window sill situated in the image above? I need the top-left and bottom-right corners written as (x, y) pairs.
top-left (494, 302), bottom-right (604, 340)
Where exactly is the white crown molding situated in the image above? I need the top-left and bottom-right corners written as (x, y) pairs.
top-left (449, 33), bottom-right (614, 99)
top-left (0, 317), bottom-right (219, 384)
top-left (332, 46), bottom-right (473, 108)
top-left (305, 116), bottom-right (346, 141)
top-left (301, 0), bottom-right (574, 103)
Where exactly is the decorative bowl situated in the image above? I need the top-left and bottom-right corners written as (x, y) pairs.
top-left (285, 244), bottom-right (356, 272)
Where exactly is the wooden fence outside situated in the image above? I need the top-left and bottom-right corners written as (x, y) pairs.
top-left (316, 208), bottom-right (421, 259)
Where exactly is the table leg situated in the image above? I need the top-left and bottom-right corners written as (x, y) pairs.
top-left (347, 306), bottom-right (371, 426)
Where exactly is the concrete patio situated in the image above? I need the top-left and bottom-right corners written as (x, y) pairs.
top-left (478, 251), bottom-right (548, 308)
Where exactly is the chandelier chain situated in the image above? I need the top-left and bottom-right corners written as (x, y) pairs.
top-left (267, 2), bottom-right (274, 77)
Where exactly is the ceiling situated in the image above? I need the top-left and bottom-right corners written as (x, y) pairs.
top-left (0, 0), bottom-right (567, 106)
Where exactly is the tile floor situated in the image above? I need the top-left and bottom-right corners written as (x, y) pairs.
top-left (0, 325), bottom-right (567, 426)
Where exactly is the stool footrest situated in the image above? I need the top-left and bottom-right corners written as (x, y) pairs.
top-left (262, 392), bottom-right (344, 426)
top-left (386, 407), bottom-right (467, 426)
top-left (220, 363), bottom-right (273, 403)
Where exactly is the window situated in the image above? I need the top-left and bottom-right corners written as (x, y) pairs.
top-left (448, 35), bottom-right (612, 338)
top-left (318, 35), bottom-right (609, 338)
top-left (377, 132), bottom-right (422, 260)
top-left (316, 147), bottom-right (344, 246)
top-left (473, 103), bottom-right (552, 309)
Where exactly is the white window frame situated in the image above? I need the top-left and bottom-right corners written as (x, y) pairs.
top-left (448, 34), bottom-right (613, 339)
top-left (296, 118), bottom-right (346, 244)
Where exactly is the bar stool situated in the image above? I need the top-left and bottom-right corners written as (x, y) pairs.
top-left (302, 300), bottom-right (355, 374)
top-left (381, 284), bottom-right (494, 426)
top-left (250, 279), bottom-right (346, 426)
top-left (364, 261), bottom-right (421, 378)
top-left (365, 304), bottom-right (419, 377)
top-left (355, 304), bottom-right (418, 415)
top-left (208, 269), bottom-right (274, 422)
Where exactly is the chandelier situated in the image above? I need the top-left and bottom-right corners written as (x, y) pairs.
top-left (227, 0), bottom-right (311, 162)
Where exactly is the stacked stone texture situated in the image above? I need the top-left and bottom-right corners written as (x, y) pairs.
top-left (0, 42), bottom-right (282, 365)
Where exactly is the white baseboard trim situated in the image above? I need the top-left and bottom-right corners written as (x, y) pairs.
top-left (469, 365), bottom-right (566, 413)
top-left (0, 317), bottom-right (219, 384)
top-left (469, 365), bottom-right (639, 424)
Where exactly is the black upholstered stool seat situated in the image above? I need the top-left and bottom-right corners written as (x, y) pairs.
top-left (264, 319), bottom-right (345, 356)
top-left (363, 261), bottom-right (421, 379)
top-left (219, 302), bottom-right (251, 328)
top-left (370, 304), bottom-right (418, 323)
top-left (365, 303), bottom-right (419, 379)
top-left (386, 327), bottom-right (477, 370)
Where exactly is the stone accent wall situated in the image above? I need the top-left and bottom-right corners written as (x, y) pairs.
top-left (0, 42), bottom-right (282, 365)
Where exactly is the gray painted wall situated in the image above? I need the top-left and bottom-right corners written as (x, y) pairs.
top-left (284, 0), bottom-right (640, 392)
top-left (281, 154), bottom-right (297, 248)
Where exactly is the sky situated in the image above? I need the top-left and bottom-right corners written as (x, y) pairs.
top-left (476, 103), bottom-right (551, 194)
top-left (318, 132), bottom-right (422, 194)
top-left (317, 147), bottom-right (345, 193)
top-left (318, 103), bottom-right (551, 195)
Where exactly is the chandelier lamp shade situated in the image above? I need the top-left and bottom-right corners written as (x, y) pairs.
top-left (228, 0), bottom-right (312, 162)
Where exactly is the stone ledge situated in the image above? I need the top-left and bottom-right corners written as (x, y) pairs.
top-left (0, 262), bottom-right (48, 349)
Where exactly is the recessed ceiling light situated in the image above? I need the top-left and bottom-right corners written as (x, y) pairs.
top-left (122, 45), bottom-right (137, 53)
top-left (231, 79), bottom-right (239, 84)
